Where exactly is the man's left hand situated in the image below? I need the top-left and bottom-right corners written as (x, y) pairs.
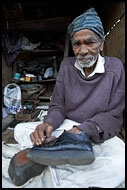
top-left (67, 126), bottom-right (82, 134)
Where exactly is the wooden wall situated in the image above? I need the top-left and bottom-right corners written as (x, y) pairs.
top-left (2, 53), bottom-right (12, 86)
top-left (2, 53), bottom-right (13, 106)
top-left (102, 2), bottom-right (125, 66)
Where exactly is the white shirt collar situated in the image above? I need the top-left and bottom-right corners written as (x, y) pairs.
top-left (75, 54), bottom-right (105, 77)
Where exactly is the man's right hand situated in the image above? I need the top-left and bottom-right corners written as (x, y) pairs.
top-left (30, 122), bottom-right (53, 146)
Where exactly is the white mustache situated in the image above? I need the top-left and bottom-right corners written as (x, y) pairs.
top-left (76, 54), bottom-right (97, 68)
top-left (77, 55), bottom-right (93, 60)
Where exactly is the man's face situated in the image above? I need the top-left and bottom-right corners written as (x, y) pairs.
top-left (72, 29), bottom-right (104, 68)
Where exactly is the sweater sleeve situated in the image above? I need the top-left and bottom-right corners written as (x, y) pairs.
top-left (77, 64), bottom-right (125, 144)
top-left (43, 60), bottom-right (66, 129)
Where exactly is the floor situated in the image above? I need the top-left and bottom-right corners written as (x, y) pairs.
top-left (2, 108), bottom-right (48, 144)
top-left (2, 129), bottom-right (17, 144)
top-left (2, 114), bottom-right (15, 131)
top-left (2, 114), bottom-right (19, 144)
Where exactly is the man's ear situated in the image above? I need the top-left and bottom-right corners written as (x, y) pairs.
top-left (100, 41), bottom-right (104, 51)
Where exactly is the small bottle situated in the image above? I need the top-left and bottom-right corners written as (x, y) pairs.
top-left (37, 75), bottom-right (42, 81)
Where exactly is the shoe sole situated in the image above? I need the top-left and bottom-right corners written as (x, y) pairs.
top-left (27, 149), bottom-right (95, 165)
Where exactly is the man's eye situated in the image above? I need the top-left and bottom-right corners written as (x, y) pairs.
top-left (73, 42), bottom-right (80, 46)
top-left (86, 41), bottom-right (95, 45)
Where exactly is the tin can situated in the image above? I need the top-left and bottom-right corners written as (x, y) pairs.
top-left (13, 73), bottom-right (20, 80)
top-left (25, 74), bottom-right (34, 82)
top-left (25, 76), bottom-right (30, 81)
top-left (31, 76), bottom-right (37, 82)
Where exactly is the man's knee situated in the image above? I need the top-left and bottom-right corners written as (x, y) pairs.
top-left (15, 123), bottom-right (23, 132)
top-left (14, 123), bottom-right (26, 139)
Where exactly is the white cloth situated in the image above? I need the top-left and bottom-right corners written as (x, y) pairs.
top-left (12, 119), bottom-right (125, 188)
top-left (2, 142), bottom-right (54, 188)
top-left (75, 53), bottom-right (105, 77)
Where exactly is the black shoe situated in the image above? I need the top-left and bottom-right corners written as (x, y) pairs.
top-left (27, 130), bottom-right (95, 166)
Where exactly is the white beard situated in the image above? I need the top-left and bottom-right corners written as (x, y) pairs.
top-left (76, 55), bottom-right (98, 68)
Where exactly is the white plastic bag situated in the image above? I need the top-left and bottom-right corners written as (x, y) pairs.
top-left (4, 83), bottom-right (22, 114)
top-left (43, 67), bottom-right (53, 78)
top-left (2, 107), bottom-right (8, 118)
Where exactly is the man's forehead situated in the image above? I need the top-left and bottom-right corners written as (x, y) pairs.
top-left (73, 29), bottom-right (99, 40)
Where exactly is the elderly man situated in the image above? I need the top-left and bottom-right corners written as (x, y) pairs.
top-left (14, 8), bottom-right (125, 188)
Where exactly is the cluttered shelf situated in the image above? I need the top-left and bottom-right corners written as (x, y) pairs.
top-left (5, 30), bottom-right (65, 112)
top-left (2, 15), bottom-right (68, 124)
top-left (10, 32), bottom-right (64, 84)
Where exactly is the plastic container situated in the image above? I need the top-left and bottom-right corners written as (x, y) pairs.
top-left (13, 73), bottom-right (21, 80)
top-left (37, 75), bottom-right (42, 81)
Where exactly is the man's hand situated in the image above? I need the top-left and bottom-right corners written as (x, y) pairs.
top-left (67, 126), bottom-right (82, 134)
top-left (30, 122), bottom-right (53, 146)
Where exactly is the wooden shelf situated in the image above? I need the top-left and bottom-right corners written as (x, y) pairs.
top-left (12, 78), bottom-right (56, 83)
top-left (21, 49), bottom-right (62, 54)
top-left (7, 17), bottom-right (71, 32)
top-left (38, 96), bottom-right (51, 100)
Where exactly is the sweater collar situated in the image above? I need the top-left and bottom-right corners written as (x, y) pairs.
top-left (75, 54), bottom-right (105, 77)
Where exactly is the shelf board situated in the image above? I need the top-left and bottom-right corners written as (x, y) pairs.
top-left (12, 78), bottom-right (56, 83)
top-left (21, 49), bottom-right (62, 53)
top-left (38, 96), bottom-right (51, 100)
top-left (7, 17), bottom-right (71, 32)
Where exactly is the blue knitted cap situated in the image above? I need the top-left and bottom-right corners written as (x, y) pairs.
top-left (68, 8), bottom-right (105, 40)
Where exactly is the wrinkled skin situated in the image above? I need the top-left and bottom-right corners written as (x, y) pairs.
top-left (72, 29), bottom-right (104, 77)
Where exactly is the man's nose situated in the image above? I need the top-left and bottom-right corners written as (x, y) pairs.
top-left (79, 45), bottom-right (89, 56)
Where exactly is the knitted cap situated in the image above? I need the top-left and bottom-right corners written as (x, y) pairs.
top-left (68, 8), bottom-right (105, 40)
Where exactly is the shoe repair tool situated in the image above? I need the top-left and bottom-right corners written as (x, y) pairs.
top-left (30, 87), bottom-right (46, 99)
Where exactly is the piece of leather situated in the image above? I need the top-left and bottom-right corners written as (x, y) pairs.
top-left (33, 141), bottom-right (92, 151)
top-left (8, 148), bottom-right (47, 186)
top-left (33, 130), bottom-right (92, 151)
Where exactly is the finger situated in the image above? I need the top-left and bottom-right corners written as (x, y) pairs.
top-left (30, 132), bottom-right (36, 144)
top-left (37, 127), bottom-right (45, 142)
top-left (33, 130), bottom-right (42, 145)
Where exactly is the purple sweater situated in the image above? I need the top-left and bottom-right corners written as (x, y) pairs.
top-left (44, 56), bottom-right (125, 143)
